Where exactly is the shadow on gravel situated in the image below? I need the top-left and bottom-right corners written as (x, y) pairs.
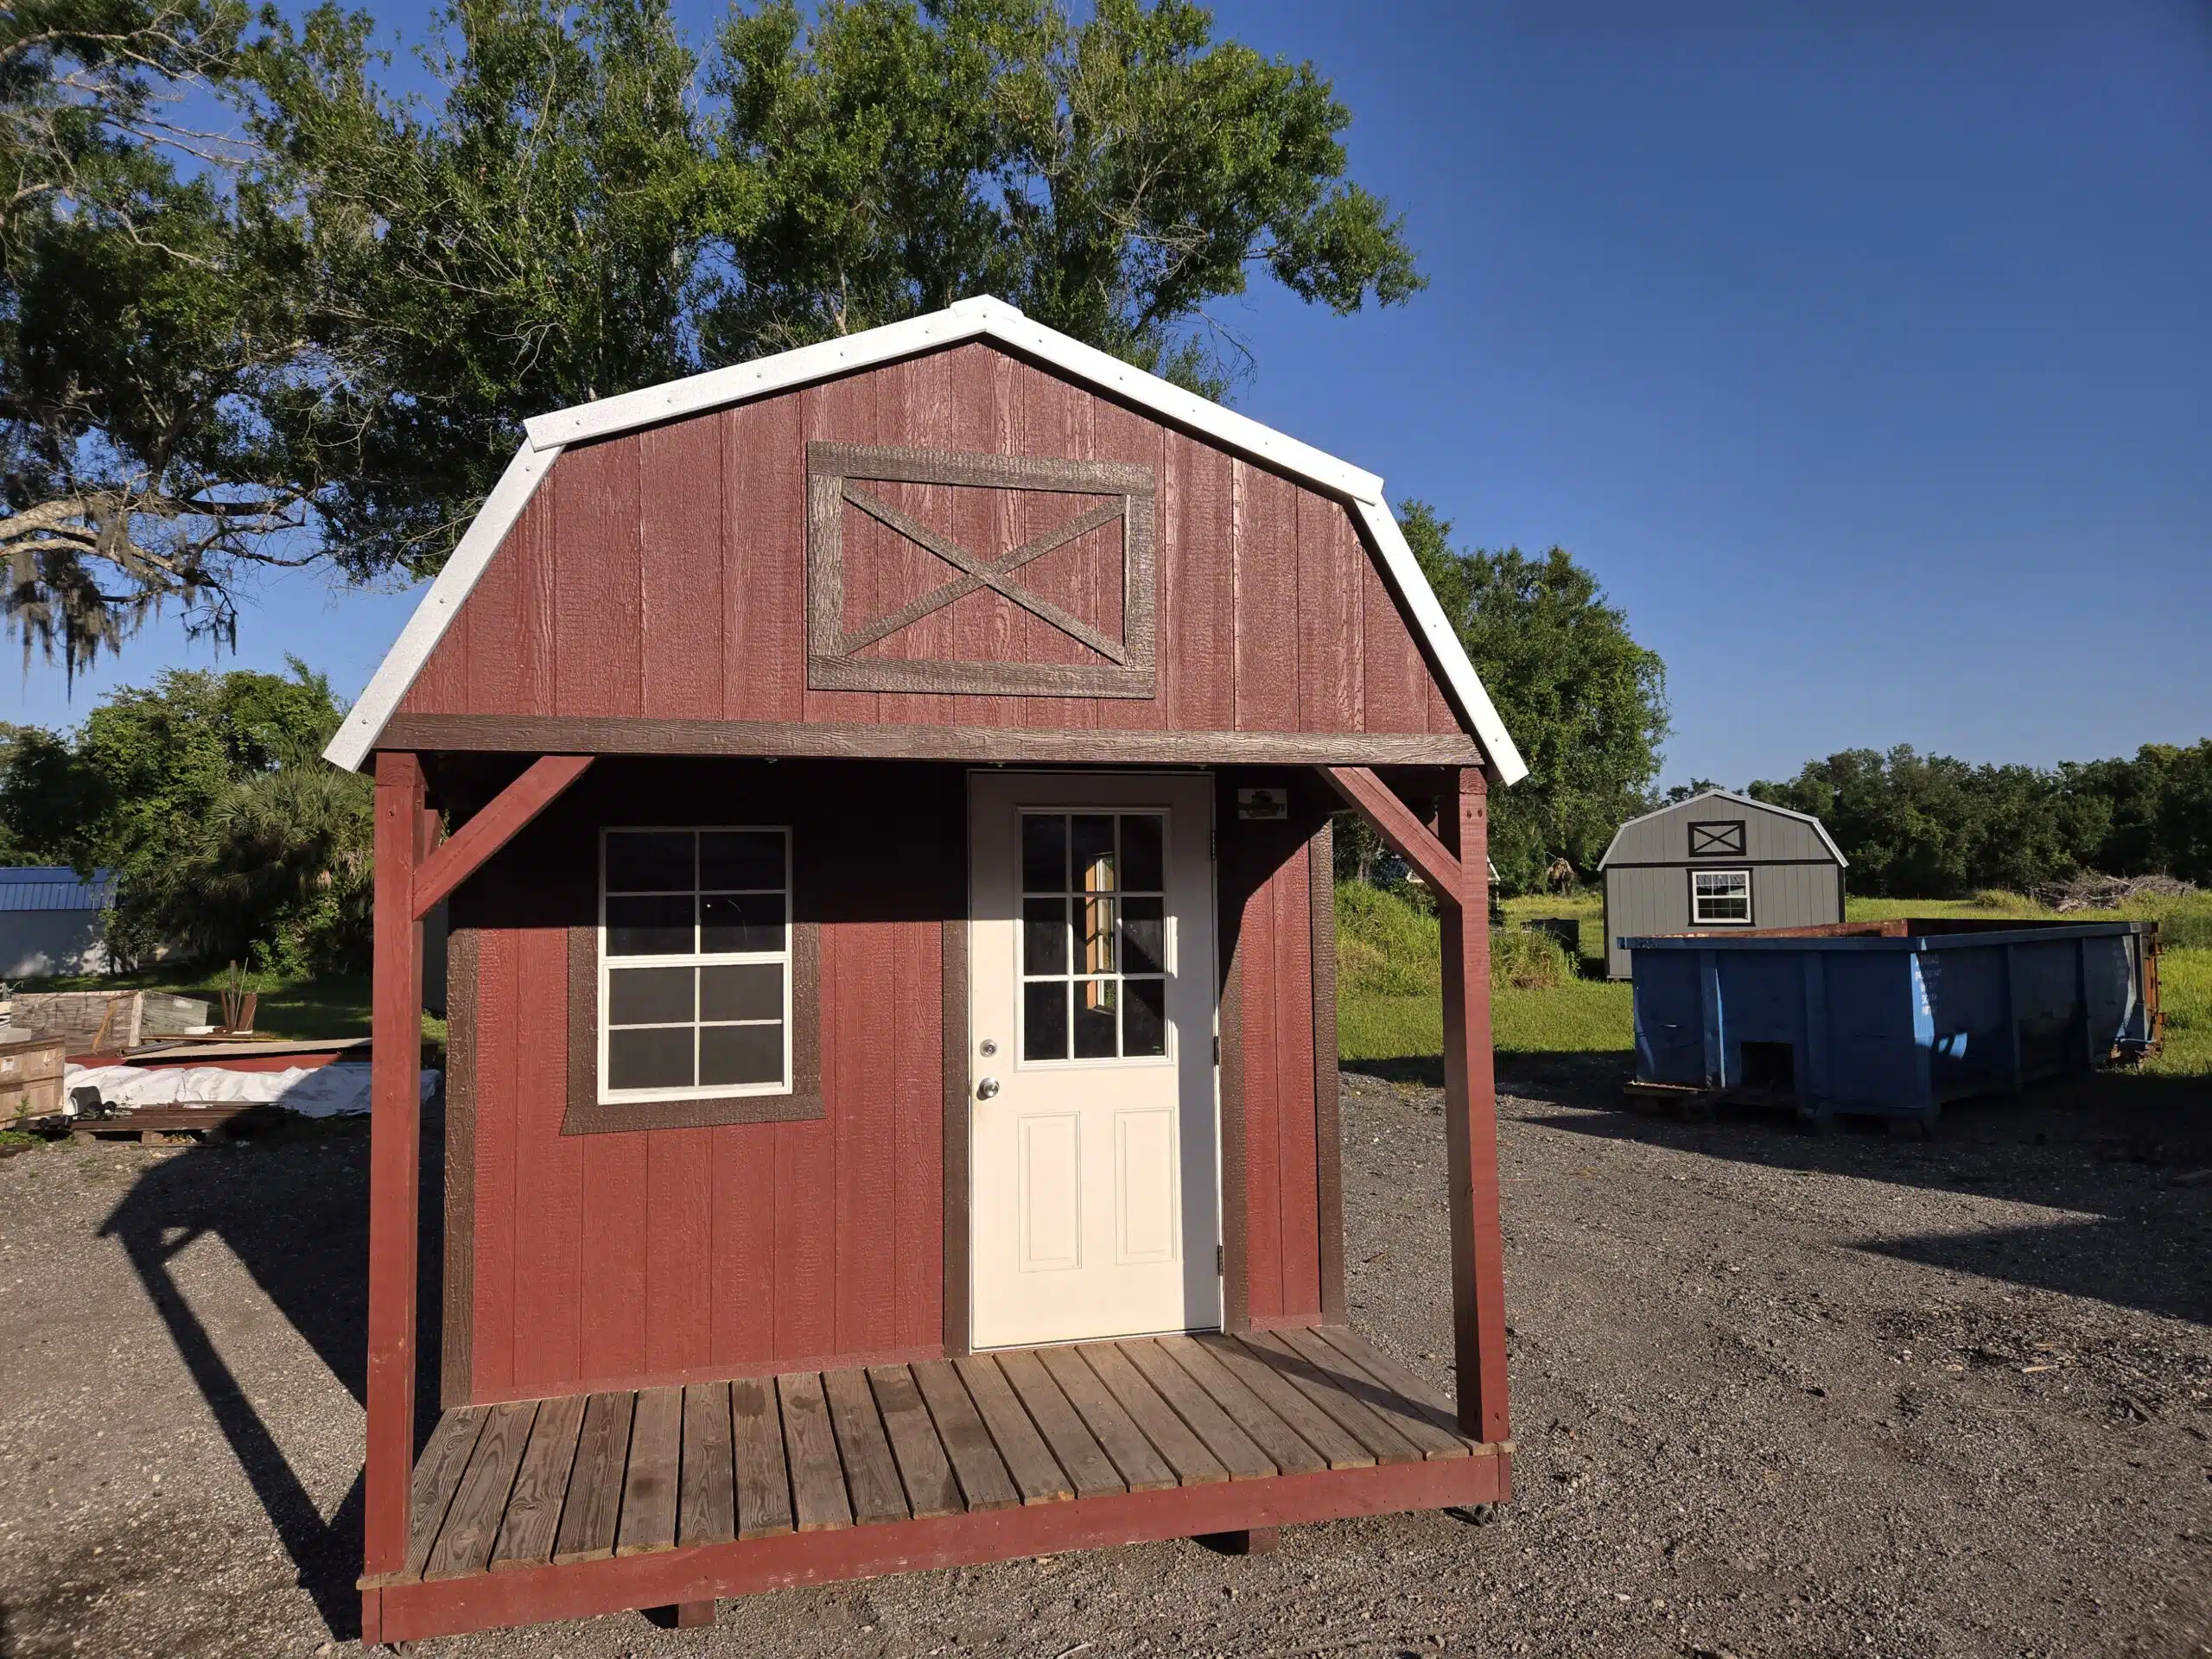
top-left (1516, 1067), bottom-right (2212, 1326)
top-left (92, 1109), bottom-right (449, 1643)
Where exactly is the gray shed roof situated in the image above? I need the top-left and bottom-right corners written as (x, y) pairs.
top-left (0, 867), bottom-right (119, 912)
top-left (1596, 790), bottom-right (1848, 869)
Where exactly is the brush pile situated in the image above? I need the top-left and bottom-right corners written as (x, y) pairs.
top-left (2033, 871), bottom-right (2197, 912)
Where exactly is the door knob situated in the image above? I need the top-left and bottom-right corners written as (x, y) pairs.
top-left (976, 1077), bottom-right (1001, 1100)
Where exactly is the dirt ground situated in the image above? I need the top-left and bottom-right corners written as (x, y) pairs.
top-left (2, 1061), bottom-right (2207, 1659)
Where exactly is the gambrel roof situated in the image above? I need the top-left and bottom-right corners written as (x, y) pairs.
top-left (1597, 788), bottom-right (1849, 869)
top-left (326, 296), bottom-right (1526, 781)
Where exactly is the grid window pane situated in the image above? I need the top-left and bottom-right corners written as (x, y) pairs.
top-left (1023, 898), bottom-right (1068, 976)
top-left (608, 965), bottom-right (695, 1027)
top-left (1123, 976), bottom-right (1166, 1057)
top-left (606, 831), bottom-right (694, 893)
top-left (1078, 898), bottom-right (1116, 975)
top-left (607, 894), bottom-right (695, 957)
top-left (1021, 815), bottom-right (1066, 893)
top-left (608, 1026), bottom-right (695, 1090)
top-left (1122, 898), bottom-right (1165, 975)
top-left (1024, 981), bottom-right (1069, 1061)
top-left (1072, 980), bottom-right (1118, 1058)
top-left (1020, 810), bottom-right (1173, 1065)
top-left (701, 962), bottom-right (781, 1022)
top-left (702, 831), bottom-right (785, 891)
top-left (701, 1023), bottom-right (784, 1087)
top-left (602, 828), bottom-right (791, 1099)
top-left (1071, 815), bottom-right (1116, 893)
top-left (1122, 815), bottom-right (1164, 893)
top-left (701, 893), bottom-right (785, 953)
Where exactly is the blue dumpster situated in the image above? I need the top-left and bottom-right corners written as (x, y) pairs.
top-left (1622, 919), bottom-right (2159, 1128)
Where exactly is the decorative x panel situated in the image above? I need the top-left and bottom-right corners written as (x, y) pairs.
top-left (806, 442), bottom-right (1156, 698)
top-left (1688, 821), bottom-right (1747, 857)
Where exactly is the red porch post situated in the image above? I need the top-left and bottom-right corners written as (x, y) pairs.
top-left (1438, 767), bottom-right (1510, 1445)
top-left (365, 751), bottom-right (428, 1592)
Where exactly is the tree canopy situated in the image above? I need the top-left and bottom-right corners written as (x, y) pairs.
top-left (0, 660), bottom-right (370, 969)
top-left (3, 0), bottom-right (1423, 670)
top-left (1398, 502), bottom-right (1669, 893)
top-left (1749, 741), bottom-right (2212, 896)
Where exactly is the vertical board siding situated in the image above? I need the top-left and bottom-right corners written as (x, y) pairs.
top-left (401, 344), bottom-right (1460, 742)
top-left (638, 421), bottom-right (725, 720)
top-left (459, 762), bottom-right (960, 1402)
top-left (550, 439), bottom-right (645, 719)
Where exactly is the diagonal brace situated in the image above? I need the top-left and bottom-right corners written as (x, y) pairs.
top-left (843, 486), bottom-right (1129, 665)
top-left (411, 754), bottom-right (594, 920)
top-left (1321, 766), bottom-right (1465, 902)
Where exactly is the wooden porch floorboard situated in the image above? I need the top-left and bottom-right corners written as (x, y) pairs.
top-left (387, 1328), bottom-right (1495, 1589)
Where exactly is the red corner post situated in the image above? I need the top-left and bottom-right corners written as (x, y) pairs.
top-left (1439, 767), bottom-right (1510, 1446)
top-left (365, 752), bottom-right (428, 1595)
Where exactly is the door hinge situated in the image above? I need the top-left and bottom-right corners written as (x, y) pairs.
top-left (1216, 1243), bottom-right (1224, 1276)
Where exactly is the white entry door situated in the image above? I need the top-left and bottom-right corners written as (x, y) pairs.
top-left (969, 772), bottom-right (1221, 1350)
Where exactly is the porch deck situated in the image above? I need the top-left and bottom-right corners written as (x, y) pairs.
top-left (369, 1325), bottom-right (1510, 1640)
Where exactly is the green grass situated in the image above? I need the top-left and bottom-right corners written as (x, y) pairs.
top-left (8, 966), bottom-right (444, 1046)
top-left (1363, 881), bottom-right (2210, 1077)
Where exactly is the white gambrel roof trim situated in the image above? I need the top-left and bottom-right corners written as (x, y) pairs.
top-left (1597, 788), bottom-right (1849, 869)
top-left (326, 296), bottom-right (1527, 783)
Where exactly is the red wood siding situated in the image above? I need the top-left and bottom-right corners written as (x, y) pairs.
top-left (1219, 778), bottom-right (1336, 1331)
top-left (401, 342), bottom-right (1455, 738)
top-left (453, 761), bottom-right (954, 1402)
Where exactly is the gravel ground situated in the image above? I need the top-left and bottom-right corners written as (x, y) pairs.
top-left (2, 1062), bottom-right (2207, 1659)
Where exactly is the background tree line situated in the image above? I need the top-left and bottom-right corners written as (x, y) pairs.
top-left (1744, 743), bottom-right (2212, 898)
top-left (0, 663), bottom-right (368, 971)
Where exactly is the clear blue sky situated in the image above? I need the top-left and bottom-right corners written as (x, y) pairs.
top-left (10, 0), bottom-right (2209, 791)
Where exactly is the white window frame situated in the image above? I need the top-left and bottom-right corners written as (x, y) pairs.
top-left (1014, 805), bottom-right (1178, 1072)
top-left (1690, 868), bottom-right (1754, 926)
top-left (597, 826), bottom-right (792, 1103)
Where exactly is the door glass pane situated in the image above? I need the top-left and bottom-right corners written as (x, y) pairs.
top-left (1123, 976), bottom-right (1166, 1057)
top-left (606, 894), bottom-right (694, 957)
top-left (608, 1026), bottom-right (695, 1090)
top-left (1024, 981), bottom-right (1068, 1061)
top-left (700, 1022), bottom-right (784, 1086)
top-left (1121, 898), bottom-right (1164, 975)
top-left (701, 893), bottom-right (785, 953)
top-left (606, 831), bottom-right (694, 893)
top-left (1022, 897), bottom-right (1068, 976)
top-left (607, 965), bottom-right (694, 1027)
top-left (1072, 979), bottom-right (1119, 1058)
top-left (1071, 815), bottom-right (1115, 893)
top-left (700, 962), bottom-right (782, 1022)
top-left (1021, 814), bottom-right (1066, 893)
top-left (1077, 897), bottom-right (1116, 975)
top-left (701, 830), bottom-right (784, 890)
top-left (1122, 815), bottom-right (1164, 893)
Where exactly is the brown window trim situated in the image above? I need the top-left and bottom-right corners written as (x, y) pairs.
top-left (561, 922), bottom-right (823, 1134)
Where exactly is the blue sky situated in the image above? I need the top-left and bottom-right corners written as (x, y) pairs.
top-left (11, 0), bottom-right (2209, 790)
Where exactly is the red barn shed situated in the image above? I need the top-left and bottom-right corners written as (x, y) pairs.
top-left (327, 296), bottom-right (1529, 1642)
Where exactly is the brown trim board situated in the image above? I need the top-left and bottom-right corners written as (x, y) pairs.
top-left (1217, 915), bottom-right (1249, 1337)
top-left (441, 926), bottom-right (477, 1408)
top-left (560, 925), bottom-right (825, 1134)
top-left (1308, 822), bottom-right (1345, 1324)
top-left (940, 918), bottom-right (971, 1358)
top-left (378, 716), bottom-right (1483, 769)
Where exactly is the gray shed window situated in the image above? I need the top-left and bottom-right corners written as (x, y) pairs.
top-left (1690, 868), bottom-right (1752, 925)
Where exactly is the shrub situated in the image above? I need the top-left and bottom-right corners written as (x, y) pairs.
top-left (1490, 925), bottom-right (1574, 990)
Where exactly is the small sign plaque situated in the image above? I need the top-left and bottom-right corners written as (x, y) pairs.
top-left (1236, 787), bottom-right (1288, 821)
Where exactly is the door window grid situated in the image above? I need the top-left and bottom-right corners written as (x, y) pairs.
top-left (1691, 868), bottom-right (1752, 925)
top-left (599, 828), bottom-right (791, 1101)
top-left (1019, 810), bottom-right (1170, 1064)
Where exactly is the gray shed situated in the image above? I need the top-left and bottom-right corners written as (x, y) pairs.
top-left (1595, 790), bottom-right (1847, 979)
top-left (0, 867), bottom-right (118, 979)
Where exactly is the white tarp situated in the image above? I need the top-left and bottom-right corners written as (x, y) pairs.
top-left (62, 1061), bottom-right (438, 1119)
